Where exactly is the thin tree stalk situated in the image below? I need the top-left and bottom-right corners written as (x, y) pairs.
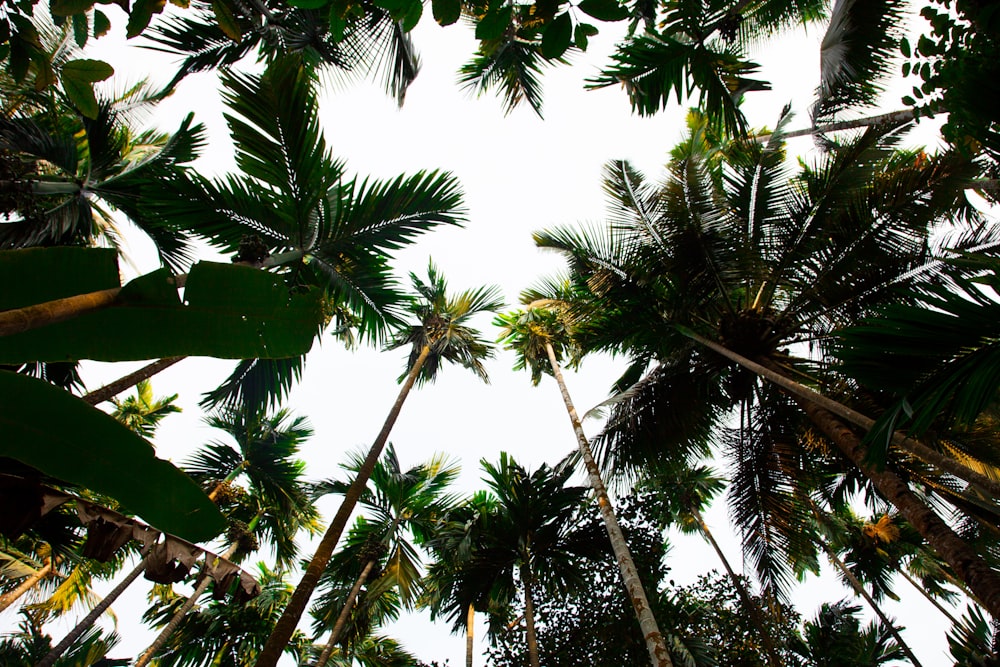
top-left (82, 357), bottom-right (185, 406)
top-left (134, 541), bottom-right (241, 667)
top-left (466, 603), bottom-right (475, 667)
top-left (752, 108), bottom-right (922, 143)
top-left (544, 341), bottom-right (673, 667)
top-left (255, 344), bottom-right (432, 667)
top-left (0, 287), bottom-right (121, 336)
top-left (519, 561), bottom-right (541, 667)
top-left (38, 543), bottom-right (154, 667)
top-left (687, 332), bottom-right (1000, 618)
top-left (0, 557), bottom-right (54, 613)
top-left (684, 330), bottom-right (1000, 500)
top-left (899, 569), bottom-right (962, 627)
top-left (817, 539), bottom-right (924, 667)
top-left (689, 504), bottom-right (782, 667)
top-left (314, 559), bottom-right (377, 667)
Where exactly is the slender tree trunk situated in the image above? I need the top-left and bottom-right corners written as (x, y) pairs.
top-left (0, 557), bottom-right (54, 613)
top-left (314, 559), bottom-right (377, 667)
top-left (544, 342), bottom-right (674, 667)
top-left (688, 505), bottom-right (782, 667)
top-left (685, 331), bottom-right (1000, 499)
top-left (466, 603), bottom-right (475, 667)
top-left (519, 561), bottom-right (541, 667)
top-left (82, 357), bottom-right (184, 406)
top-left (899, 569), bottom-right (962, 627)
top-left (752, 108), bottom-right (923, 143)
top-left (816, 539), bottom-right (924, 666)
top-left (255, 344), bottom-right (432, 667)
top-left (38, 543), bottom-right (154, 667)
top-left (0, 287), bottom-right (121, 336)
top-left (686, 333), bottom-right (1000, 619)
top-left (134, 541), bottom-right (240, 667)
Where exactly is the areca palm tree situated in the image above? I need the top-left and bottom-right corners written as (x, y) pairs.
top-left (139, 563), bottom-right (309, 667)
top-left (495, 301), bottom-right (672, 667)
top-left (420, 490), bottom-right (502, 667)
top-left (93, 55), bottom-right (466, 412)
top-left (471, 453), bottom-right (608, 667)
top-left (132, 406), bottom-right (319, 666)
top-left (256, 262), bottom-right (503, 667)
top-left (308, 445), bottom-right (459, 667)
top-left (0, 81), bottom-right (203, 271)
top-left (534, 111), bottom-right (1000, 617)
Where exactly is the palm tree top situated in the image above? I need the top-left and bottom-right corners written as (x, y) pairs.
top-left (386, 259), bottom-right (505, 386)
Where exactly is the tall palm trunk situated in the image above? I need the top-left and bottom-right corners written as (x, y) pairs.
top-left (685, 331), bottom-right (1000, 499)
top-left (314, 559), bottom-right (377, 667)
top-left (134, 541), bottom-right (241, 667)
top-left (38, 543), bottom-right (154, 667)
top-left (544, 341), bottom-right (674, 667)
top-left (816, 538), bottom-right (924, 666)
top-left (687, 504), bottom-right (782, 667)
top-left (256, 344), bottom-right (433, 667)
top-left (687, 333), bottom-right (1000, 619)
top-left (82, 357), bottom-right (184, 406)
top-left (519, 561), bottom-right (541, 667)
top-left (0, 556), bottom-right (54, 613)
top-left (898, 569), bottom-right (962, 627)
top-left (466, 602), bottom-right (475, 667)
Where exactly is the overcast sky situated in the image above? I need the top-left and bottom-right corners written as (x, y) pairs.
top-left (28, 5), bottom-right (966, 665)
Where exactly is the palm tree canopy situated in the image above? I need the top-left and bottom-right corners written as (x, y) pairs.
top-left (386, 260), bottom-right (505, 385)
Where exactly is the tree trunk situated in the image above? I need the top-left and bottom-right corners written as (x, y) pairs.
top-left (685, 331), bottom-right (1000, 500)
top-left (82, 357), bottom-right (184, 406)
top-left (0, 557), bottom-right (54, 613)
top-left (255, 344), bottom-right (432, 667)
top-left (134, 541), bottom-right (240, 667)
top-left (466, 602), bottom-right (475, 667)
top-left (0, 287), bottom-right (121, 336)
top-left (817, 539), bottom-right (924, 667)
top-left (688, 505), bottom-right (782, 667)
top-left (520, 561), bottom-right (541, 667)
top-left (314, 559), bottom-right (377, 667)
top-left (38, 543), bottom-right (154, 667)
top-left (752, 108), bottom-right (921, 143)
top-left (544, 342), bottom-right (674, 667)
top-left (685, 333), bottom-right (1000, 619)
top-left (899, 569), bottom-right (962, 627)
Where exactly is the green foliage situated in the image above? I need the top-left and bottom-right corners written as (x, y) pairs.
top-left (789, 601), bottom-right (904, 666)
top-left (0, 371), bottom-right (226, 543)
top-left (0, 251), bottom-right (324, 363)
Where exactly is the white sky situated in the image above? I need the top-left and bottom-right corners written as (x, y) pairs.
top-left (15, 4), bottom-right (969, 666)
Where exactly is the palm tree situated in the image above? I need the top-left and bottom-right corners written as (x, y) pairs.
top-left (309, 445), bottom-right (459, 667)
top-left (495, 301), bottom-right (672, 667)
top-left (640, 462), bottom-right (783, 667)
top-left (790, 600), bottom-right (905, 667)
top-left (110, 379), bottom-right (180, 438)
top-left (420, 490), bottom-right (498, 667)
top-left (139, 563), bottom-right (308, 667)
top-left (255, 262), bottom-right (503, 667)
top-left (125, 56), bottom-right (468, 415)
top-left (534, 111), bottom-right (1000, 616)
top-left (0, 81), bottom-right (203, 271)
top-left (132, 406), bottom-right (319, 666)
top-left (472, 453), bottom-right (607, 667)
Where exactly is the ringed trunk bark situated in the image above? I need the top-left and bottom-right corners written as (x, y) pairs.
top-left (314, 559), bottom-right (377, 667)
top-left (0, 287), bottom-right (121, 336)
top-left (520, 561), bottom-right (541, 667)
top-left (255, 344), bottom-right (432, 667)
top-left (544, 342), bottom-right (673, 667)
top-left (0, 557), bottom-right (54, 613)
top-left (38, 543), bottom-right (154, 667)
